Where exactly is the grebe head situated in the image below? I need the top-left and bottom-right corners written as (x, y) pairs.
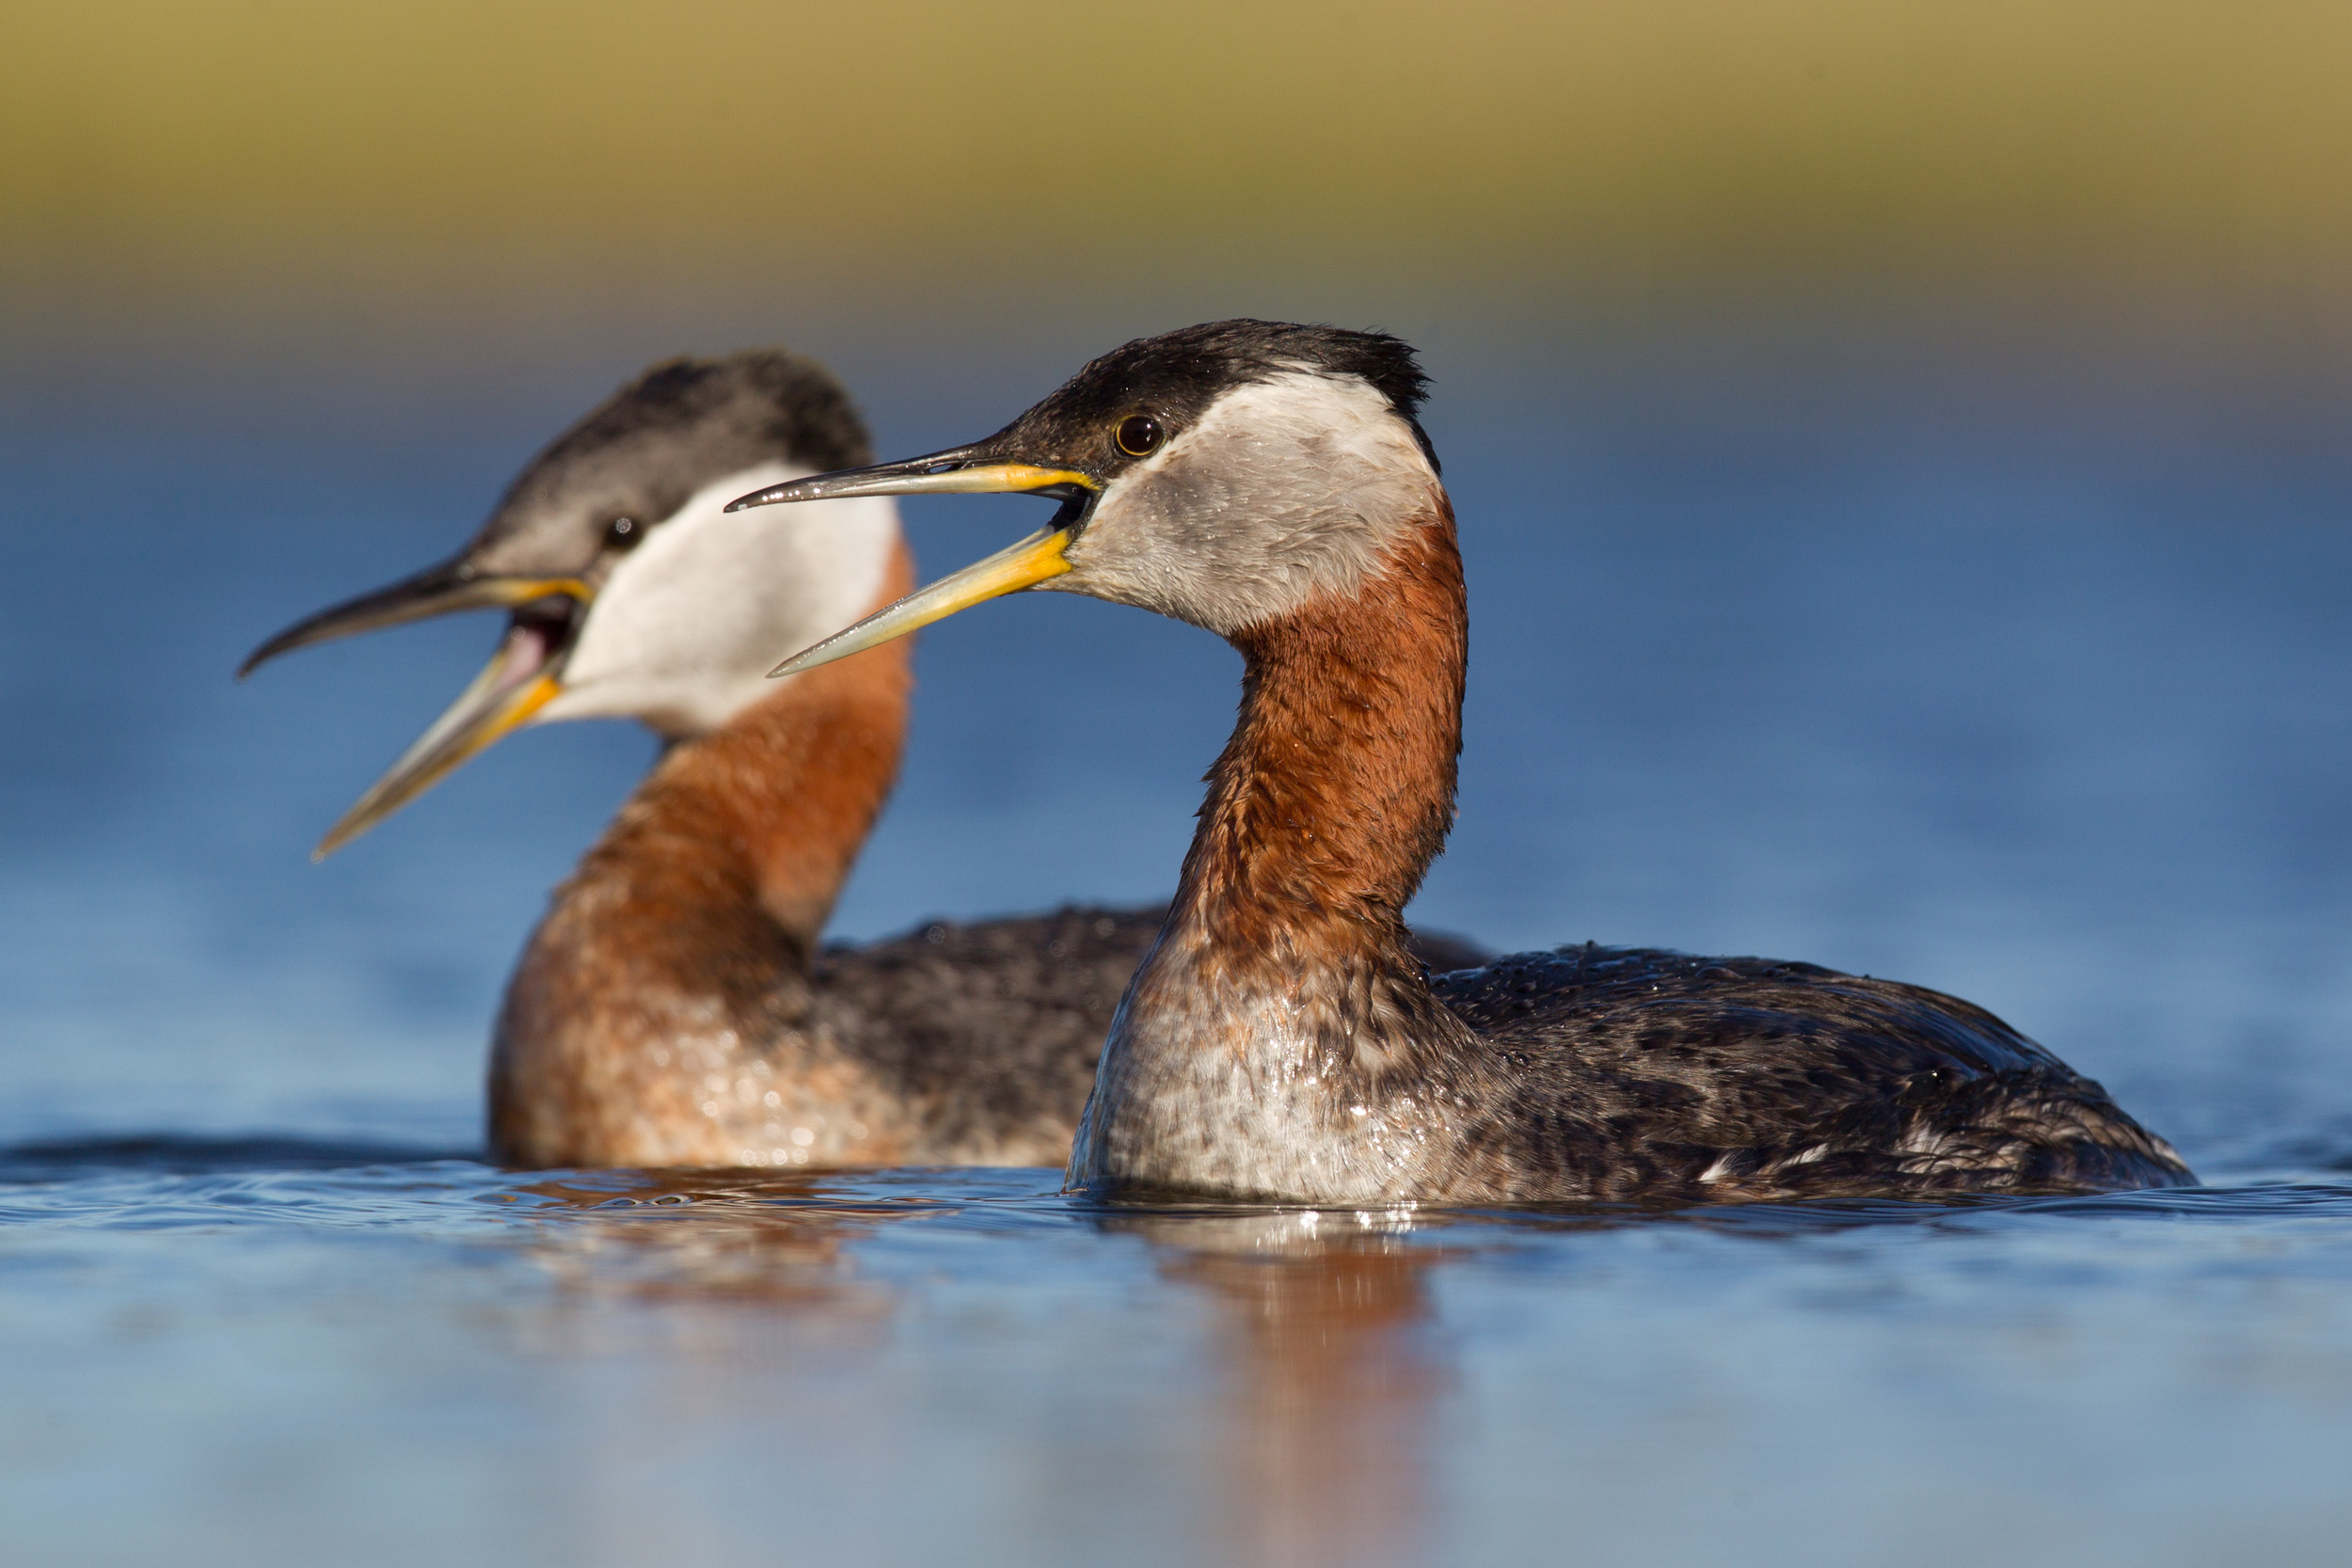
top-left (243, 350), bottom-right (900, 857)
top-left (731, 321), bottom-right (1439, 670)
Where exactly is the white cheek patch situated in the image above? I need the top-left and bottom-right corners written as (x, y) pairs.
top-left (1063, 371), bottom-right (1443, 635)
top-left (537, 461), bottom-right (900, 737)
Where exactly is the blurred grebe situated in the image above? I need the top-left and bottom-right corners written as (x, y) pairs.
top-left (246, 352), bottom-right (1492, 1168)
top-left (737, 320), bottom-right (2193, 1204)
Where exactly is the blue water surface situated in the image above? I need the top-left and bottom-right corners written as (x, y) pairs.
top-left (3, 304), bottom-right (2351, 1564)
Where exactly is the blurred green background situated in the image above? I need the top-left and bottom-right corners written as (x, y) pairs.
top-left (8, 0), bottom-right (2351, 353)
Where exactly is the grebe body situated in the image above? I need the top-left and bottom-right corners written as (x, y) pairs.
top-left (741, 320), bottom-right (2192, 1204)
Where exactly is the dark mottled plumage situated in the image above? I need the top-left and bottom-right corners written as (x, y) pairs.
top-left (1431, 945), bottom-right (2187, 1200)
top-left (811, 907), bottom-right (1166, 1157)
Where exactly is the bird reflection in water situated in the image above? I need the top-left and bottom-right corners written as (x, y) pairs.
top-left (501, 1170), bottom-right (1452, 1564)
top-left (501, 1167), bottom-right (922, 1315)
top-left (1112, 1208), bottom-right (1450, 1568)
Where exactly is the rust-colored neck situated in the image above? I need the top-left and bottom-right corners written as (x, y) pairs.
top-left (576, 539), bottom-right (916, 968)
top-left (1172, 509), bottom-right (1467, 969)
top-left (489, 542), bottom-right (917, 1165)
top-left (1066, 507), bottom-right (1472, 1198)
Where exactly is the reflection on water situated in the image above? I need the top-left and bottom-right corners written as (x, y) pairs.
top-left (1127, 1212), bottom-right (1446, 1568)
top-left (514, 1168), bottom-right (912, 1310)
top-left (3, 1147), bottom-right (2352, 1565)
top-left (509, 1174), bottom-right (1447, 1568)
top-left (503, 1180), bottom-right (1454, 1566)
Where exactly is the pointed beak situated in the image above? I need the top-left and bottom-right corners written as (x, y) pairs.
top-left (243, 562), bottom-right (593, 859)
top-left (725, 446), bottom-right (1098, 512)
top-left (309, 622), bottom-right (565, 860)
top-left (238, 561), bottom-right (591, 678)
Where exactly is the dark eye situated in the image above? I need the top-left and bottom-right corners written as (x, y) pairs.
top-left (606, 516), bottom-right (642, 549)
top-left (1115, 415), bottom-right (1163, 458)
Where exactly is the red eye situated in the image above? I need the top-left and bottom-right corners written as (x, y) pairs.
top-left (1115, 415), bottom-right (1163, 458)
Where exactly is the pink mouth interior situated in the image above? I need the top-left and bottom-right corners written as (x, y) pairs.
top-left (490, 621), bottom-right (556, 693)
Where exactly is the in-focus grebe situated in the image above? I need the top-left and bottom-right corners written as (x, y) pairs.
top-left (735, 320), bottom-right (2194, 1204)
top-left (241, 353), bottom-right (1203, 1168)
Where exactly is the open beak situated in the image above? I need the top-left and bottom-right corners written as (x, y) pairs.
top-left (242, 562), bottom-right (592, 860)
top-left (239, 562), bottom-right (590, 677)
top-left (727, 447), bottom-right (1095, 679)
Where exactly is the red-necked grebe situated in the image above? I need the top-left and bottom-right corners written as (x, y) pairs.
top-left (734, 320), bottom-right (2193, 1204)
